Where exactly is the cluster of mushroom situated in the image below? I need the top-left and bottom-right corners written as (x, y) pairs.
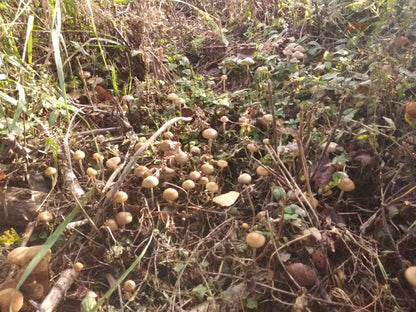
top-left (283, 43), bottom-right (306, 63)
top-left (0, 245), bottom-right (52, 312)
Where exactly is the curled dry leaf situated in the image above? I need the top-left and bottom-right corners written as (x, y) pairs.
top-left (286, 262), bottom-right (318, 287)
top-left (212, 191), bottom-right (240, 207)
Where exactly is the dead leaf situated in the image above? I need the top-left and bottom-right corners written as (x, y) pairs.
top-left (286, 263), bottom-right (318, 287)
top-left (212, 191), bottom-right (240, 207)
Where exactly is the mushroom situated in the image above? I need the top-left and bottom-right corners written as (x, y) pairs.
top-left (182, 180), bottom-right (196, 190)
top-left (216, 160), bottom-right (228, 169)
top-left (0, 288), bottom-right (24, 312)
top-left (134, 165), bottom-right (149, 178)
top-left (167, 93), bottom-right (179, 103)
top-left (74, 262), bottom-right (84, 272)
top-left (142, 175), bottom-right (159, 202)
top-left (405, 266), bottom-right (416, 286)
top-left (37, 211), bottom-right (54, 223)
top-left (142, 176), bottom-right (159, 188)
top-left (337, 177), bottom-right (355, 192)
top-left (202, 128), bottom-right (218, 152)
top-left (123, 280), bottom-right (136, 292)
top-left (73, 150), bottom-right (86, 173)
top-left (115, 211), bottom-right (133, 226)
top-left (44, 166), bottom-right (57, 177)
top-left (256, 166), bottom-right (269, 176)
top-left (174, 149), bottom-right (189, 165)
top-left (174, 97), bottom-right (186, 113)
top-left (86, 168), bottom-right (98, 182)
top-left (103, 219), bottom-right (118, 231)
top-left (164, 131), bottom-right (174, 139)
top-left (162, 188), bottom-right (179, 202)
top-left (206, 181), bottom-right (219, 193)
top-left (219, 115), bottom-right (229, 132)
top-left (246, 232), bottom-right (266, 248)
top-left (7, 245), bottom-right (51, 274)
top-left (92, 153), bottom-right (104, 168)
top-left (201, 163), bottom-right (215, 175)
top-left (189, 171), bottom-right (201, 181)
top-left (106, 156), bottom-right (121, 170)
top-left (221, 75), bottom-right (228, 91)
top-left (246, 143), bottom-right (258, 153)
top-left (238, 173), bottom-right (252, 185)
top-left (113, 191), bottom-right (128, 204)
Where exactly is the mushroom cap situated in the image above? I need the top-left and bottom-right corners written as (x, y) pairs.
top-left (37, 211), bottom-right (54, 223)
top-left (92, 153), bottom-right (104, 161)
top-left (103, 219), bottom-right (118, 231)
top-left (221, 74), bottom-right (228, 81)
top-left (256, 166), bottom-right (269, 176)
top-left (73, 150), bottom-right (86, 160)
top-left (189, 171), bottom-right (201, 181)
top-left (0, 288), bottom-right (24, 312)
top-left (202, 128), bottom-right (218, 140)
top-left (74, 262), bottom-right (84, 272)
top-left (241, 57), bottom-right (255, 65)
top-left (163, 188), bottom-right (179, 201)
top-left (174, 150), bottom-right (189, 164)
top-left (246, 232), bottom-right (266, 248)
top-left (44, 167), bottom-right (57, 176)
top-left (134, 165), bottom-right (149, 177)
top-left (167, 93), bottom-right (179, 101)
top-left (201, 163), bottom-right (215, 175)
top-left (182, 180), bottom-right (196, 190)
top-left (405, 266), bottom-right (416, 286)
top-left (238, 173), bottom-right (252, 184)
top-left (337, 177), bottom-right (355, 192)
top-left (174, 97), bottom-right (186, 105)
top-left (206, 182), bottom-right (219, 192)
top-left (246, 143), bottom-right (258, 153)
top-left (115, 211), bottom-right (133, 226)
top-left (220, 116), bottom-right (229, 123)
top-left (86, 167), bottom-right (98, 177)
top-left (106, 156), bottom-right (121, 170)
top-left (123, 280), bottom-right (137, 292)
top-left (164, 131), bottom-right (174, 139)
top-left (292, 50), bottom-right (305, 60)
top-left (216, 160), bottom-right (228, 168)
top-left (406, 101), bottom-right (416, 118)
top-left (113, 191), bottom-right (128, 203)
top-left (142, 175), bottom-right (159, 188)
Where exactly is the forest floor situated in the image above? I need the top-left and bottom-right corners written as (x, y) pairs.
top-left (1, 1), bottom-right (416, 311)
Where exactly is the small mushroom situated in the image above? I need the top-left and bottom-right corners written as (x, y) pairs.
top-left (238, 173), bottom-right (252, 184)
top-left (216, 160), bottom-right (228, 169)
top-left (256, 166), bottom-right (269, 176)
top-left (106, 156), bottom-right (121, 170)
top-left (182, 180), bottom-right (196, 190)
top-left (113, 191), bottom-right (128, 204)
top-left (189, 171), bottom-right (201, 181)
top-left (115, 212), bottom-right (133, 226)
top-left (246, 232), bottom-right (266, 248)
top-left (0, 288), bottom-right (24, 312)
top-left (123, 280), bottom-right (137, 292)
top-left (162, 188), bottom-right (179, 202)
top-left (202, 128), bottom-right (218, 152)
top-left (74, 262), bottom-right (84, 272)
top-left (405, 266), bottom-right (416, 286)
top-left (73, 150), bottom-right (86, 173)
top-left (206, 182), bottom-right (219, 193)
top-left (201, 163), bottom-right (215, 175)
top-left (103, 219), bottom-right (118, 231)
top-left (142, 176), bottom-right (159, 188)
top-left (44, 167), bottom-right (57, 177)
top-left (337, 177), bottom-right (355, 192)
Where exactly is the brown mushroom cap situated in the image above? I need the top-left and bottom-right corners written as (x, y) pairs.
top-left (202, 128), bottom-right (218, 140)
top-left (123, 280), bottom-right (137, 292)
top-left (142, 175), bottom-right (159, 188)
top-left (405, 266), bottom-right (416, 286)
top-left (44, 167), bottom-right (57, 176)
top-left (103, 219), bottom-right (119, 231)
top-left (238, 173), bottom-right (252, 184)
top-left (115, 212), bottom-right (133, 226)
top-left (73, 150), bottom-right (85, 160)
top-left (113, 191), bottom-right (128, 203)
top-left (246, 232), bottom-right (266, 248)
top-left (206, 182), bottom-right (219, 192)
top-left (163, 188), bottom-right (179, 202)
top-left (337, 177), bottom-right (355, 192)
top-left (106, 156), bottom-right (121, 170)
top-left (0, 288), bottom-right (24, 312)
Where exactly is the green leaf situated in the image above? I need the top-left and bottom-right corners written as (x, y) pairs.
top-left (81, 291), bottom-right (98, 312)
top-left (246, 296), bottom-right (258, 309)
top-left (192, 284), bottom-right (208, 301)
